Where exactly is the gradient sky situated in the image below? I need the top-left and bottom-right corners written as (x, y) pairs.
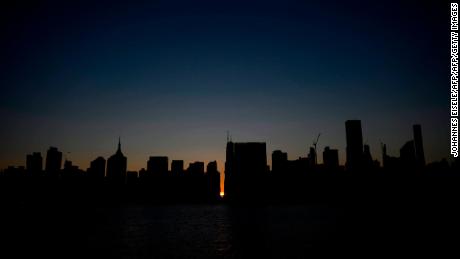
top-left (0, 0), bottom-right (450, 186)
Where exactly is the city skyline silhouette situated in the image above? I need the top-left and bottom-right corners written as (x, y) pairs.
top-left (2, 119), bottom-right (458, 199)
top-left (0, 1), bottom-right (450, 178)
top-left (0, 120), bottom-right (443, 172)
top-left (1, 1), bottom-right (457, 258)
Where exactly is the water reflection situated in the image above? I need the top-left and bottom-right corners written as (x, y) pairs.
top-left (2, 202), bottom-right (457, 258)
top-left (85, 205), bottom-right (340, 258)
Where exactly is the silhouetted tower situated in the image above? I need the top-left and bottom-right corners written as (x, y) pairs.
top-left (206, 161), bottom-right (221, 199)
top-left (106, 138), bottom-right (127, 184)
top-left (188, 161), bottom-right (205, 176)
top-left (26, 152), bottom-right (42, 174)
top-left (45, 147), bottom-right (62, 175)
top-left (323, 146), bottom-right (339, 169)
top-left (147, 156), bottom-right (169, 175)
top-left (363, 144), bottom-right (373, 168)
top-left (272, 150), bottom-right (288, 173)
top-left (89, 156), bottom-right (106, 180)
top-left (224, 140), bottom-right (234, 198)
top-left (171, 160), bottom-right (184, 175)
top-left (400, 140), bottom-right (416, 168)
top-left (381, 143), bottom-right (400, 170)
top-left (225, 142), bottom-right (267, 201)
top-left (413, 124), bottom-right (425, 167)
top-left (207, 161), bottom-right (218, 173)
top-left (345, 120), bottom-right (363, 171)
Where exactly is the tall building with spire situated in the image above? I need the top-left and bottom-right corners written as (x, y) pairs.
top-left (106, 138), bottom-right (127, 184)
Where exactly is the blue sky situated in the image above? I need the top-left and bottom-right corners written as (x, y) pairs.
top-left (0, 0), bottom-right (450, 174)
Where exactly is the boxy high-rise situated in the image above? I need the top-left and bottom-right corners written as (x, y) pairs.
top-left (345, 120), bottom-right (364, 171)
top-left (224, 142), bottom-right (267, 201)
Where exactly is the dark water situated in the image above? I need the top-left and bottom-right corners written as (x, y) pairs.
top-left (1, 203), bottom-right (458, 258)
top-left (87, 204), bottom-right (340, 258)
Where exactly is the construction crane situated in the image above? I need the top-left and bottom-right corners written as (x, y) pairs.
top-left (312, 133), bottom-right (321, 165)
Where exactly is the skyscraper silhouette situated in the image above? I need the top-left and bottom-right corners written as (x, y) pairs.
top-left (400, 140), bottom-right (416, 169)
top-left (45, 147), bottom-right (62, 175)
top-left (206, 161), bottom-right (221, 199)
top-left (187, 161), bottom-right (205, 176)
top-left (224, 141), bottom-right (234, 199)
top-left (345, 120), bottom-right (363, 171)
top-left (413, 124), bottom-right (425, 167)
top-left (171, 160), bottom-right (184, 175)
top-left (26, 152), bottom-right (42, 174)
top-left (225, 142), bottom-right (267, 201)
top-left (363, 144), bottom-right (374, 169)
top-left (89, 156), bottom-right (106, 180)
top-left (272, 150), bottom-right (288, 173)
top-left (147, 156), bottom-right (169, 176)
top-left (323, 146), bottom-right (339, 169)
top-left (106, 138), bottom-right (127, 184)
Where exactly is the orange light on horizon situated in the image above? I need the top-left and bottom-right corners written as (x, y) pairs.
top-left (220, 191), bottom-right (225, 197)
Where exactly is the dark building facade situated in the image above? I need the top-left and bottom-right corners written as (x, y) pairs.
top-left (62, 160), bottom-right (82, 179)
top-left (26, 152), bottom-right (42, 174)
top-left (224, 141), bottom-right (235, 198)
top-left (206, 161), bottom-right (221, 199)
top-left (106, 139), bottom-right (127, 184)
top-left (382, 143), bottom-right (400, 170)
top-left (45, 147), bottom-right (62, 175)
top-left (345, 120), bottom-right (364, 171)
top-left (413, 124), bottom-right (425, 167)
top-left (88, 156), bottom-right (106, 180)
top-left (224, 142), bottom-right (267, 201)
top-left (363, 144), bottom-right (374, 169)
top-left (147, 156), bottom-right (169, 175)
top-left (395, 125), bottom-right (426, 171)
top-left (323, 146), bottom-right (339, 169)
top-left (400, 140), bottom-right (416, 169)
top-left (188, 161), bottom-right (205, 176)
top-left (272, 150), bottom-right (288, 173)
top-left (171, 160), bottom-right (184, 175)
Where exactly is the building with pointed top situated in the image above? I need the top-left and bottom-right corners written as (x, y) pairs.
top-left (106, 138), bottom-right (127, 184)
